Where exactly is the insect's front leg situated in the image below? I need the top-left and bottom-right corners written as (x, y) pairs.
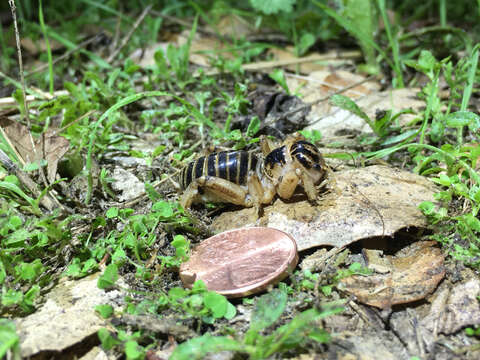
top-left (276, 171), bottom-right (300, 199)
top-left (296, 168), bottom-right (318, 202)
top-left (247, 171), bottom-right (276, 215)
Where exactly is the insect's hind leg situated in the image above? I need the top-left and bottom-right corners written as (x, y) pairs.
top-left (181, 176), bottom-right (251, 208)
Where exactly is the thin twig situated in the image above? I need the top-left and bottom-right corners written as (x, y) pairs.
top-left (107, 5), bottom-right (153, 63)
top-left (51, 109), bottom-right (97, 136)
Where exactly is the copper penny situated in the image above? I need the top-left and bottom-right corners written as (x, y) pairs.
top-left (179, 227), bottom-right (298, 298)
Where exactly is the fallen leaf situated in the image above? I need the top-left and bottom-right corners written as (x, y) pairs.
top-left (212, 165), bottom-right (437, 251)
top-left (21, 37), bottom-right (63, 55)
top-left (338, 241), bottom-right (445, 308)
top-left (111, 167), bottom-right (144, 202)
top-left (422, 278), bottom-right (480, 335)
top-left (0, 117), bottom-right (69, 183)
top-left (15, 273), bottom-right (125, 358)
top-left (215, 15), bottom-right (255, 38)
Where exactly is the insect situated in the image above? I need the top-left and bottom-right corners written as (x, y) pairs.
top-left (179, 133), bottom-right (326, 213)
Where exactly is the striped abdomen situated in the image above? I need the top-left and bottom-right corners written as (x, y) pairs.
top-left (181, 151), bottom-right (259, 190)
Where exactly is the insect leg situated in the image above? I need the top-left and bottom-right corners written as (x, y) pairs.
top-left (198, 176), bottom-right (250, 206)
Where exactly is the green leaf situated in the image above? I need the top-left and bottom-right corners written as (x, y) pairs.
top-left (299, 129), bottom-right (322, 143)
top-left (269, 69), bottom-right (290, 94)
top-left (224, 301), bottom-right (237, 320)
top-left (22, 285), bottom-right (40, 311)
top-left (446, 111), bottom-right (480, 131)
top-left (145, 183), bottom-right (162, 202)
top-left (152, 201), bottom-right (174, 218)
top-left (330, 94), bottom-right (370, 123)
top-left (0, 179), bottom-right (37, 209)
top-left (404, 50), bottom-right (438, 76)
top-left (308, 328), bottom-right (330, 343)
top-left (250, 288), bottom-right (287, 331)
top-left (16, 259), bottom-right (44, 282)
top-left (0, 261), bottom-right (6, 284)
top-left (106, 207), bottom-right (119, 218)
top-left (246, 116), bottom-right (260, 137)
top-left (249, 0), bottom-right (295, 14)
top-left (203, 292), bottom-right (228, 318)
top-left (98, 328), bottom-right (120, 350)
top-left (170, 334), bottom-right (242, 360)
top-left (172, 235), bottom-right (189, 259)
top-left (0, 319), bottom-right (19, 359)
top-left (1, 289), bottom-right (23, 306)
top-left (297, 32), bottom-right (316, 56)
top-left (124, 340), bottom-right (143, 360)
top-left (95, 304), bottom-right (114, 319)
top-left (97, 264), bottom-right (119, 289)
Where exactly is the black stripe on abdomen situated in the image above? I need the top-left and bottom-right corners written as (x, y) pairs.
top-left (195, 156), bottom-right (205, 179)
top-left (184, 161), bottom-right (195, 188)
top-left (238, 151), bottom-right (249, 185)
top-left (207, 154), bottom-right (216, 176)
top-left (218, 152), bottom-right (227, 180)
top-left (226, 152), bottom-right (238, 183)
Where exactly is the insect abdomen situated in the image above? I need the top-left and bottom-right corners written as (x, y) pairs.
top-left (181, 151), bottom-right (258, 189)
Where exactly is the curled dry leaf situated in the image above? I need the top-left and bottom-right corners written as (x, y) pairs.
top-left (212, 165), bottom-right (438, 251)
top-left (338, 241), bottom-right (445, 308)
top-left (0, 117), bottom-right (69, 183)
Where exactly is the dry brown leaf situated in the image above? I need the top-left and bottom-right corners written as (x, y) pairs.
top-left (15, 273), bottom-right (125, 358)
top-left (21, 37), bottom-right (63, 55)
top-left (338, 241), bottom-right (445, 308)
top-left (212, 165), bottom-right (437, 251)
top-left (422, 278), bottom-right (480, 335)
top-left (215, 15), bottom-right (255, 38)
top-left (0, 117), bottom-right (69, 183)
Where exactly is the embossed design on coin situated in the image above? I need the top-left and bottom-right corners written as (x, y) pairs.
top-left (180, 227), bottom-right (298, 298)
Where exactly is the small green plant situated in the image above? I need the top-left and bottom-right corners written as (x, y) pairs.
top-left (268, 69), bottom-right (290, 95)
top-left (170, 287), bottom-right (343, 359)
top-left (66, 200), bottom-right (193, 279)
top-left (152, 17), bottom-right (198, 89)
top-left (329, 94), bottom-right (416, 146)
top-left (0, 204), bottom-right (69, 314)
top-left (124, 280), bottom-right (236, 324)
top-left (0, 319), bottom-right (20, 360)
top-left (98, 328), bottom-right (145, 360)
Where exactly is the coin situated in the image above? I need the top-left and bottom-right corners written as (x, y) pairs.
top-left (179, 227), bottom-right (298, 298)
